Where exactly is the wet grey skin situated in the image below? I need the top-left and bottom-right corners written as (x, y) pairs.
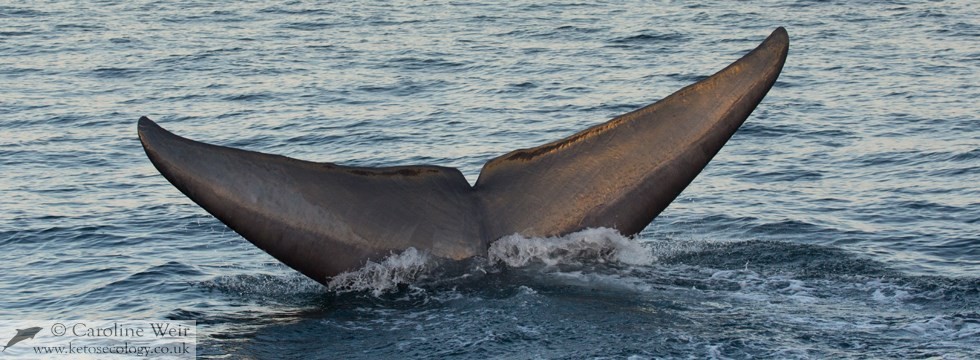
top-left (139, 28), bottom-right (789, 285)
top-left (2, 327), bottom-right (42, 351)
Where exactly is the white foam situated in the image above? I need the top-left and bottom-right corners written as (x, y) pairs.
top-left (548, 270), bottom-right (656, 293)
top-left (864, 279), bottom-right (913, 304)
top-left (898, 315), bottom-right (980, 341)
top-left (487, 227), bottom-right (655, 267)
top-left (327, 247), bottom-right (431, 296)
top-left (202, 272), bottom-right (322, 299)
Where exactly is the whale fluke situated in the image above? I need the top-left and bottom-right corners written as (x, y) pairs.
top-left (139, 27), bottom-right (788, 284)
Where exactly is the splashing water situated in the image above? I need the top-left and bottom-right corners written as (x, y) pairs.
top-left (323, 228), bottom-right (657, 296)
top-left (488, 228), bottom-right (655, 267)
top-left (327, 247), bottom-right (431, 296)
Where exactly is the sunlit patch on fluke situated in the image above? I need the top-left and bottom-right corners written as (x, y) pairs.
top-left (138, 27), bottom-right (789, 284)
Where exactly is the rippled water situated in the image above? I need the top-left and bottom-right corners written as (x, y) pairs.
top-left (1, 1), bottom-right (978, 358)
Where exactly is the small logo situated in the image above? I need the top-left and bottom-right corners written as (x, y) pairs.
top-left (2, 327), bottom-right (42, 352)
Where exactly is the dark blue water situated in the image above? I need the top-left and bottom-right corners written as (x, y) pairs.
top-left (2, 1), bottom-right (978, 358)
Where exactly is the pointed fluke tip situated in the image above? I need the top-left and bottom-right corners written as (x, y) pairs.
top-left (137, 116), bottom-right (175, 150)
top-left (138, 115), bottom-right (152, 127)
top-left (137, 116), bottom-right (159, 135)
top-left (773, 26), bottom-right (787, 39)
top-left (765, 26), bottom-right (789, 54)
top-left (137, 116), bottom-right (155, 140)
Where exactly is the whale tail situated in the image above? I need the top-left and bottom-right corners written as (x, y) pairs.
top-left (139, 28), bottom-right (788, 284)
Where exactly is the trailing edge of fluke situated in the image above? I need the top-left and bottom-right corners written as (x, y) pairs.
top-left (139, 27), bottom-right (789, 284)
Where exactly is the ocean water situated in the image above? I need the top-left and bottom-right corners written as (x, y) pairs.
top-left (1, 1), bottom-right (978, 358)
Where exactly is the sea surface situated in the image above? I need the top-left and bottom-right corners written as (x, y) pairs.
top-left (1, 1), bottom-right (978, 358)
